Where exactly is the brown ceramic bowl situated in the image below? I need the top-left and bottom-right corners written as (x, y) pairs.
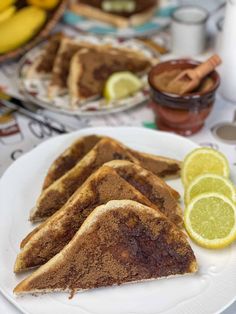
top-left (148, 59), bottom-right (220, 136)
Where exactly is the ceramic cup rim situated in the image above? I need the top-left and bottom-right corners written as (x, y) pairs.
top-left (171, 5), bottom-right (209, 25)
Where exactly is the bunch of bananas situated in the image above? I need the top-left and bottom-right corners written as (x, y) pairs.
top-left (0, 0), bottom-right (60, 54)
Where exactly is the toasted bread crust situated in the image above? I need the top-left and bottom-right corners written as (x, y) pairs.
top-left (128, 149), bottom-right (181, 182)
top-left (15, 167), bottom-right (162, 272)
top-left (41, 135), bottom-right (181, 191)
top-left (68, 45), bottom-right (155, 106)
top-left (42, 135), bottom-right (102, 190)
top-left (47, 38), bottom-right (96, 99)
top-left (20, 161), bottom-right (182, 254)
top-left (69, 2), bottom-right (157, 28)
top-left (26, 33), bottom-right (63, 80)
top-left (14, 200), bottom-right (197, 295)
top-left (30, 138), bottom-right (138, 222)
top-left (105, 160), bottom-right (182, 226)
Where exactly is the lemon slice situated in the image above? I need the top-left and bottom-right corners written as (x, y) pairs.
top-left (184, 192), bottom-right (236, 249)
top-left (185, 174), bottom-right (236, 205)
top-left (181, 148), bottom-right (230, 187)
top-left (104, 71), bottom-right (143, 101)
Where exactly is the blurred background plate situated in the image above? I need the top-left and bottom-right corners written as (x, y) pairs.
top-left (18, 35), bottom-right (158, 116)
top-left (63, 0), bottom-right (180, 38)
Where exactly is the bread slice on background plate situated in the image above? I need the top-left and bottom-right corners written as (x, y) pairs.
top-left (14, 200), bottom-right (197, 296)
top-left (47, 37), bottom-right (97, 99)
top-left (69, 0), bottom-right (158, 28)
top-left (68, 45), bottom-right (156, 108)
top-left (26, 33), bottom-right (63, 80)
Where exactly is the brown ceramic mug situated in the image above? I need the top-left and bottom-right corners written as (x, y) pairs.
top-left (148, 59), bottom-right (220, 136)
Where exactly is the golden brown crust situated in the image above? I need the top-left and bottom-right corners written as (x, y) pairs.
top-left (69, 2), bottom-right (157, 28)
top-left (40, 135), bottom-right (181, 191)
top-left (14, 200), bottom-right (197, 295)
top-left (129, 5), bottom-right (157, 26)
top-left (42, 135), bottom-right (102, 190)
top-left (47, 37), bottom-right (75, 98)
top-left (21, 160), bottom-right (182, 252)
top-left (128, 149), bottom-right (181, 184)
top-left (31, 136), bottom-right (181, 223)
top-left (70, 2), bottom-right (131, 28)
top-left (47, 38), bottom-right (96, 98)
top-left (105, 160), bottom-right (182, 226)
top-left (15, 166), bottom-right (162, 272)
top-left (26, 33), bottom-right (63, 80)
top-left (30, 138), bottom-right (138, 222)
top-left (68, 45), bottom-right (155, 106)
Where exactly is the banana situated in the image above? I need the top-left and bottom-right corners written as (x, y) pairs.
top-left (27, 0), bottom-right (60, 10)
top-left (0, 5), bottom-right (16, 24)
top-left (0, 0), bottom-right (16, 13)
top-left (0, 6), bottom-right (47, 54)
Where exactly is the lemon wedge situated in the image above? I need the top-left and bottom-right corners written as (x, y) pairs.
top-left (181, 148), bottom-right (230, 187)
top-left (184, 192), bottom-right (236, 249)
top-left (104, 71), bottom-right (143, 101)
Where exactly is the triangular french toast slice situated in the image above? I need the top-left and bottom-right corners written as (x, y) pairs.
top-left (21, 160), bottom-right (182, 251)
top-left (70, 1), bottom-right (157, 28)
top-left (47, 37), bottom-right (95, 98)
top-left (20, 161), bottom-right (182, 254)
top-left (26, 33), bottom-right (63, 79)
top-left (105, 160), bottom-right (182, 226)
top-left (42, 134), bottom-right (102, 190)
top-left (15, 166), bottom-right (161, 272)
top-left (127, 148), bottom-right (181, 181)
top-left (42, 135), bottom-right (181, 191)
top-left (14, 200), bottom-right (197, 295)
top-left (30, 138), bottom-right (138, 222)
top-left (68, 45), bottom-right (155, 107)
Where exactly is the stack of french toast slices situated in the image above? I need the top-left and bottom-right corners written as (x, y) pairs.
top-left (27, 33), bottom-right (157, 108)
top-left (14, 135), bottom-right (197, 296)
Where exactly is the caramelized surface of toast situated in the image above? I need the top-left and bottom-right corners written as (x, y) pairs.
top-left (30, 138), bottom-right (137, 222)
top-left (14, 200), bottom-right (197, 295)
top-left (105, 160), bottom-right (182, 226)
top-left (42, 135), bottom-right (181, 191)
top-left (15, 167), bottom-right (161, 272)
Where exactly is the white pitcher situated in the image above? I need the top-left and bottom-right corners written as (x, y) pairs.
top-left (220, 0), bottom-right (236, 103)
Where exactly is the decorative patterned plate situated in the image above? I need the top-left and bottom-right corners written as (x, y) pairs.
top-left (19, 35), bottom-right (158, 116)
top-left (0, 127), bottom-right (236, 314)
top-left (63, 0), bottom-right (179, 38)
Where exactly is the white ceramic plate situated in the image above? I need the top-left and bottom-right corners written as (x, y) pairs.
top-left (19, 36), bottom-right (157, 116)
top-left (0, 127), bottom-right (236, 314)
